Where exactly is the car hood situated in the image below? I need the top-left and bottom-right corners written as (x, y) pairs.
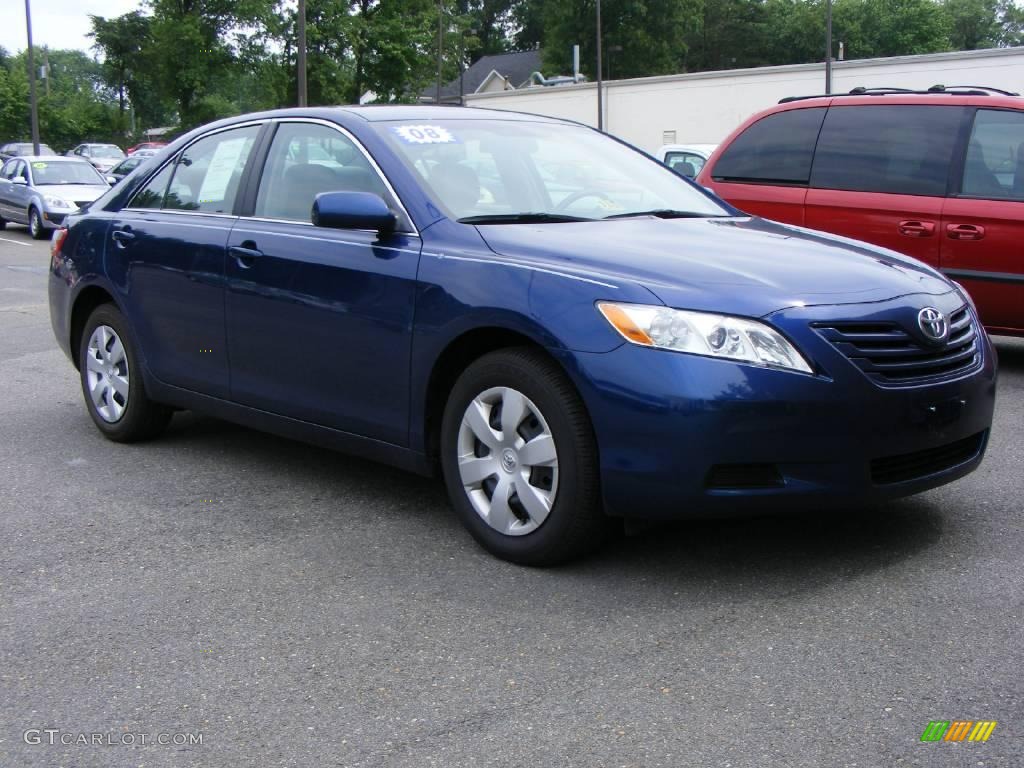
top-left (40, 184), bottom-right (110, 204)
top-left (475, 216), bottom-right (955, 316)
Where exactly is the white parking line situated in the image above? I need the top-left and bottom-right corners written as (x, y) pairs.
top-left (0, 236), bottom-right (31, 247)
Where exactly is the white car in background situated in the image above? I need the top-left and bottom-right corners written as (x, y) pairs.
top-left (655, 144), bottom-right (718, 178)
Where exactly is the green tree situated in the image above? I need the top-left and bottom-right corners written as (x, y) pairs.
top-left (542, 0), bottom-right (695, 80)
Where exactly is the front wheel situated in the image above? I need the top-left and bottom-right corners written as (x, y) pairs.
top-left (440, 347), bottom-right (608, 565)
top-left (28, 207), bottom-right (50, 240)
top-left (78, 304), bottom-right (172, 442)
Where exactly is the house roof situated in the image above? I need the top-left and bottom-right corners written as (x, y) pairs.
top-left (423, 49), bottom-right (544, 102)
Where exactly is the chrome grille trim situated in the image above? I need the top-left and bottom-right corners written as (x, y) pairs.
top-left (814, 306), bottom-right (981, 386)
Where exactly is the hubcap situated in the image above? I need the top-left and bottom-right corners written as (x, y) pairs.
top-left (85, 325), bottom-right (129, 423)
top-left (457, 386), bottom-right (559, 536)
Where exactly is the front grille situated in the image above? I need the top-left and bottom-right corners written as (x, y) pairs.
top-left (814, 306), bottom-right (979, 386)
top-left (706, 463), bottom-right (784, 489)
top-left (870, 431), bottom-right (985, 485)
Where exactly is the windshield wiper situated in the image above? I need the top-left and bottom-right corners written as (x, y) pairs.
top-left (603, 209), bottom-right (721, 220)
top-left (458, 212), bottom-right (594, 225)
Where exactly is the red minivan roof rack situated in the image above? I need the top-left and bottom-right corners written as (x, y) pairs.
top-left (779, 84), bottom-right (1020, 104)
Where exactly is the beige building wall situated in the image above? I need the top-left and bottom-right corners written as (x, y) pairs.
top-left (465, 47), bottom-right (1024, 153)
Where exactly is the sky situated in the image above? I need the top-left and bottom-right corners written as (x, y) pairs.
top-left (2, 0), bottom-right (142, 57)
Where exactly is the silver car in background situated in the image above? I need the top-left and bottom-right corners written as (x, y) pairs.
top-left (0, 156), bottom-right (111, 239)
top-left (66, 143), bottom-right (126, 173)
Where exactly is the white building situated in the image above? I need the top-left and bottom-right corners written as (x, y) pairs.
top-left (464, 47), bottom-right (1024, 153)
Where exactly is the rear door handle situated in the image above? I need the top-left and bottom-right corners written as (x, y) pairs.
top-left (229, 242), bottom-right (263, 267)
top-left (111, 228), bottom-right (135, 247)
top-left (946, 223), bottom-right (985, 241)
top-left (898, 220), bottom-right (935, 238)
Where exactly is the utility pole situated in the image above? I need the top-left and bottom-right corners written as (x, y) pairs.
top-left (297, 0), bottom-right (307, 106)
top-left (825, 0), bottom-right (833, 94)
top-left (596, 0), bottom-right (603, 131)
top-left (436, 0), bottom-right (444, 104)
top-left (25, 0), bottom-right (41, 155)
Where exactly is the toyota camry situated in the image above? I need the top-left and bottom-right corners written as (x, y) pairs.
top-left (48, 107), bottom-right (997, 564)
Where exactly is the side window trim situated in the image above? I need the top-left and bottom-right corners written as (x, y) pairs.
top-left (246, 117), bottom-right (417, 235)
top-left (123, 120), bottom-right (266, 214)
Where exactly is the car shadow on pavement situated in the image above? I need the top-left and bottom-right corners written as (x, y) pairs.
top-left (151, 411), bottom-right (950, 602)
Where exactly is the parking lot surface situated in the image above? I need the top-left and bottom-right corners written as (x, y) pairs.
top-left (1, 226), bottom-right (1021, 767)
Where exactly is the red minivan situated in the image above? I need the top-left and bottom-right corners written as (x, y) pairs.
top-left (698, 88), bottom-right (1024, 337)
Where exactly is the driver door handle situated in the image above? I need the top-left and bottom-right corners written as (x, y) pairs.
top-left (898, 220), bottom-right (935, 238)
top-left (229, 242), bottom-right (263, 267)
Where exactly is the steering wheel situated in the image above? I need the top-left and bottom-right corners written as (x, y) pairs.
top-left (554, 189), bottom-right (614, 212)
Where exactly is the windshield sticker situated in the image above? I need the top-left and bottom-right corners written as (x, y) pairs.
top-left (32, 162), bottom-right (47, 169)
top-left (392, 125), bottom-right (458, 145)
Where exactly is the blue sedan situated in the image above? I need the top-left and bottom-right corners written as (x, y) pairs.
top-left (48, 107), bottom-right (997, 564)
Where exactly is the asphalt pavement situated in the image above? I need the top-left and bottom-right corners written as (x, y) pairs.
top-left (1, 223), bottom-right (1021, 767)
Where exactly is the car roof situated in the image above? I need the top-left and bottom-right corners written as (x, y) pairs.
top-left (768, 92), bottom-right (1024, 112)
top-left (658, 144), bottom-right (718, 154)
top-left (18, 155), bottom-right (93, 163)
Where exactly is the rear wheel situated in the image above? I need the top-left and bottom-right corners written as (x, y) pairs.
top-left (28, 206), bottom-right (49, 240)
top-left (440, 347), bottom-right (608, 565)
top-left (78, 304), bottom-right (172, 442)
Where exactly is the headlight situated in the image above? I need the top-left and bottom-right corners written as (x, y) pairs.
top-left (597, 301), bottom-right (813, 373)
top-left (43, 195), bottom-right (72, 209)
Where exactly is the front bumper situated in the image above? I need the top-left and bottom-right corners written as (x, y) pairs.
top-left (563, 299), bottom-right (997, 520)
top-left (41, 210), bottom-right (67, 228)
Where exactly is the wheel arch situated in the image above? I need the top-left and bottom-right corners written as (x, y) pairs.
top-left (68, 284), bottom-right (120, 370)
top-left (420, 325), bottom-right (588, 467)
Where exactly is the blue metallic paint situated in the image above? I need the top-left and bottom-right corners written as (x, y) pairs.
top-left (48, 106), bottom-right (998, 520)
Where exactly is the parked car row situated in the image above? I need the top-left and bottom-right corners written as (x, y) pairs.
top-left (0, 142), bottom-right (57, 161)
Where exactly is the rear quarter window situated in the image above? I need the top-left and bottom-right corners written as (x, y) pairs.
top-left (810, 105), bottom-right (965, 197)
top-left (712, 108), bottom-right (825, 185)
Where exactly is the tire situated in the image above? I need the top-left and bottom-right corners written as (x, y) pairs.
top-left (0, 214), bottom-right (6, 230)
top-left (28, 206), bottom-right (50, 240)
top-left (78, 304), bottom-right (172, 442)
top-left (440, 347), bottom-right (609, 565)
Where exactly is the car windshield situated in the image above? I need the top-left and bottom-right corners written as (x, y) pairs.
top-left (32, 161), bottom-right (105, 185)
top-left (92, 146), bottom-right (125, 158)
top-left (375, 119), bottom-right (729, 222)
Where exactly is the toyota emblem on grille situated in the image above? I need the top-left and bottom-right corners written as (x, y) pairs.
top-left (917, 307), bottom-right (948, 343)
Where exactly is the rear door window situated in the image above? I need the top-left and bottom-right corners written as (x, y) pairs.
top-left (711, 108), bottom-right (825, 185)
top-left (164, 125), bottom-right (260, 214)
top-left (960, 108), bottom-right (1024, 201)
top-left (810, 105), bottom-right (964, 197)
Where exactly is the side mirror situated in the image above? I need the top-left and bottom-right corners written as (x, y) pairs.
top-left (312, 191), bottom-right (396, 236)
top-left (106, 176), bottom-right (117, 185)
top-left (12, 177), bottom-right (27, 185)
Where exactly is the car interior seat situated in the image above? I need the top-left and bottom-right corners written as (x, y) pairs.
top-left (428, 162), bottom-right (480, 214)
top-left (1012, 142), bottom-right (1024, 200)
top-left (962, 140), bottom-right (1005, 197)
